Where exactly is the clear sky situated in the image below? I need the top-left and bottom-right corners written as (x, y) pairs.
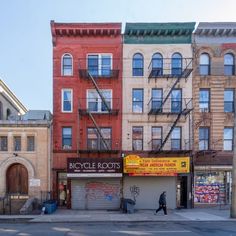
top-left (1, 0), bottom-right (236, 111)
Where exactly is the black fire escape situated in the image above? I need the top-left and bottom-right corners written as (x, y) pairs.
top-left (78, 59), bottom-right (119, 153)
top-left (148, 58), bottom-right (193, 152)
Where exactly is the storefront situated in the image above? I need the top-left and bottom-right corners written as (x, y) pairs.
top-left (194, 167), bottom-right (232, 205)
top-left (123, 155), bottom-right (191, 209)
top-left (67, 157), bottom-right (123, 210)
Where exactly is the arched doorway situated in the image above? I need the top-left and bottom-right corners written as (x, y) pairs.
top-left (6, 163), bottom-right (28, 194)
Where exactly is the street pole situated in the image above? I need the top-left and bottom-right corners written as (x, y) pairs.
top-left (230, 113), bottom-right (236, 218)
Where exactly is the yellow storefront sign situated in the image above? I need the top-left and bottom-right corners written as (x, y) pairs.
top-left (124, 156), bottom-right (190, 176)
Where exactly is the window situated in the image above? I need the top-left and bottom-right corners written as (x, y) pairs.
top-left (132, 127), bottom-right (143, 151)
top-left (13, 136), bottom-right (21, 151)
top-left (132, 89), bottom-right (143, 113)
top-left (133, 53), bottom-right (144, 76)
top-left (199, 127), bottom-right (209, 150)
top-left (152, 127), bottom-right (162, 150)
top-left (224, 127), bottom-right (233, 151)
top-left (199, 53), bottom-right (210, 75)
top-left (87, 54), bottom-right (112, 77)
top-left (0, 102), bottom-right (2, 120)
top-left (62, 127), bottom-right (72, 150)
top-left (224, 53), bottom-right (234, 76)
top-left (87, 90), bottom-right (112, 112)
top-left (87, 128), bottom-right (111, 150)
top-left (172, 53), bottom-right (182, 76)
top-left (27, 136), bottom-right (35, 151)
top-left (171, 89), bottom-right (182, 113)
top-left (199, 89), bottom-right (210, 112)
top-left (6, 109), bottom-right (11, 120)
top-left (62, 54), bottom-right (73, 76)
top-left (152, 89), bottom-right (162, 111)
top-left (152, 53), bottom-right (163, 76)
top-left (224, 89), bottom-right (234, 112)
top-left (171, 127), bottom-right (181, 150)
top-left (62, 89), bottom-right (72, 112)
top-left (0, 136), bottom-right (7, 151)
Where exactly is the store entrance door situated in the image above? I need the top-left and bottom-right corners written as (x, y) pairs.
top-left (176, 176), bottom-right (187, 208)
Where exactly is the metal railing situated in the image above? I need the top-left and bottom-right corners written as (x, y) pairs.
top-left (78, 98), bottom-right (120, 115)
top-left (148, 58), bottom-right (193, 79)
top-left (148, 98), bottom-right (192, 115)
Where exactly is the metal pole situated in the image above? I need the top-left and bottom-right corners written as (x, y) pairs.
top-left (230, 113), bottom-right (236, 218)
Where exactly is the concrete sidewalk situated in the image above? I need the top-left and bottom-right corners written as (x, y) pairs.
top-left (0, 206), bottom-right (235, 223)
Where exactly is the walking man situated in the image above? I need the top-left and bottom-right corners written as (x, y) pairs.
top-left (154, 191), bottom-right (167, 215)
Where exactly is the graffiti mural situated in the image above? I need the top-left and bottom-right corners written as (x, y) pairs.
top-left (130, 185), bottom-right (140, 202)
top-left (85, 181), bottom-right (120, 201)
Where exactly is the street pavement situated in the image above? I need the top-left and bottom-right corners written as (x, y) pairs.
top-left (0, 205), bottom-right (235, 223)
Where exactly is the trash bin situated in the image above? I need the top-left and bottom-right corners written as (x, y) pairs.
top-left (121, 198), bottom-right (135, 214)
top-left (43, 200), bottom-right (57, 214)
top-left (126, 199), bottom-right (135, 214)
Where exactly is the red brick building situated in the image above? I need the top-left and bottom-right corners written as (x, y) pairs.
top-left (51, 22), bottom-right (123, 209)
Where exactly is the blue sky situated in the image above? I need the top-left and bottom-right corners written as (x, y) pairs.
top-left (1, 0), bottom-right (236, 111)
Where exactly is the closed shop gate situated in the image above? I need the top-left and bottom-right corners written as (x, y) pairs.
top-left (71, 178), bottom-right (121, 210)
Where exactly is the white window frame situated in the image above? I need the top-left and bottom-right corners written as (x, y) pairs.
top-left (61, 53), bottom-right (73, 76)
top-left (86, 89), bottom-right (112, 113)
top-left (87, 53), bottom-right (113, 76)
top-left (61, 89), bottom-right (73, 113)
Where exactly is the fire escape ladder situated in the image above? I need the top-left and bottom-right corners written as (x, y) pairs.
top-left (155, 76), bottom-right (181, 115)
top-left (158, 112), bottom-right (183, 151)
top-left (88, 111), bottom-right (111, 151)
top-left (88, 72), bottom-right (111, 112)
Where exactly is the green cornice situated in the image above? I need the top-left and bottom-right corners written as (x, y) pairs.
top-left (124, 22), bottom-right (195, 44)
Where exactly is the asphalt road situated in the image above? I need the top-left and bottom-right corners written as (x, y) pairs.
top-left (0, 222), bottom-right (236, 236)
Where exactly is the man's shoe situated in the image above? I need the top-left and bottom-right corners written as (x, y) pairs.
top-left (154, 212), bottom-right (157, 215)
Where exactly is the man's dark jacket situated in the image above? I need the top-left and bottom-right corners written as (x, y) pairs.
top-left (159, 192), bottom-right (166, 205)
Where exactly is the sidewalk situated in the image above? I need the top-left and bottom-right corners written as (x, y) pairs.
top-left (0, 206), bottom-right (235, 223)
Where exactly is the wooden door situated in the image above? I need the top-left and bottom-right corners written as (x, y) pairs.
top-left (6, 164), bottom-right (28, 194)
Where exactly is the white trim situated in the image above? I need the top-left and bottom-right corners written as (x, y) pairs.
top-left (86, 53), bottom-right (113, 75)
top-left (67, 173), bottom-right (122, 178)
top-left (61, 89), bottom-right (73, 113)
top-left (61, 53), bottom-right (73, 76)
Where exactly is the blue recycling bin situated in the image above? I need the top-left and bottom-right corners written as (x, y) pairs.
top-left (44, 200), bottom-right (57, 214)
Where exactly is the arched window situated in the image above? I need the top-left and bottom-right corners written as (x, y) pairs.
top-left (152, 53), bottom-right (163, 76)
top-left (199, 53), bottom-right (210, 75)
top-left (62, 53), bottom-right (73, 76)
top-left (133, 53), bottom-right (144, 76)
top-left (6, 109), bottom-right (11, 120)
top-left (0, 101), bottom-right (3, 120)
top-left (171, 53), bottom-right (182, 76)
top-left (224, 53), bottom-right (234, 76)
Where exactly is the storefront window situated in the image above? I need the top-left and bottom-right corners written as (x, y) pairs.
top-left (194, 172), bottom-right (231, 204)
top-left (58, 173), bottom-right (67, 207)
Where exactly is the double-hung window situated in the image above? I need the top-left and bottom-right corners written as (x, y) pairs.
top-left (224, 53), bottom-right (234, 76)
top-left (87, 128), bottom-right (111, 150)
top-left (87, 90), bottom-right (112, 112)
top-left (62, 89), bottom-right (72, 112)
top-left (132, 127), bottom-right (143, 151)
top-left (171, 127), bottom-right (181, 150)
top-left (27, 136), bottom-right (35, 151)
top-left (171, 89), bottom-right (182, 113)
top-left (62, 127), bottom-right (72, 150)
top-left (224, 127), bottom-right (233, 151)
top-left (14, 136), bottom-right (21, 151)
top-left (172, 53), bottom-right (182, 76)
top-left (224, 89), bottom-right (234, 112)
top-left (152, 53), bottom-right (163, 76)
top-left (199, 89), bottom-right (210, 112)
top-left (152, 127), bottom-right (162, 150)
top-left (87, 54), bottom-right (112, 77)
top-left (0, 136), bottom-right (7, 151)
top-left (152, 89), bottom-right (162, 112)
top-left (62, 54), bottom-right (73, 76)
top-left (199, 127), bottom-right (209, 150)
top-left (132, 89), bottom-right (143, 113)
top-left (133, 53), bottom-right (144, 76)
top-left (199, 53), bottom-right (210, 75)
